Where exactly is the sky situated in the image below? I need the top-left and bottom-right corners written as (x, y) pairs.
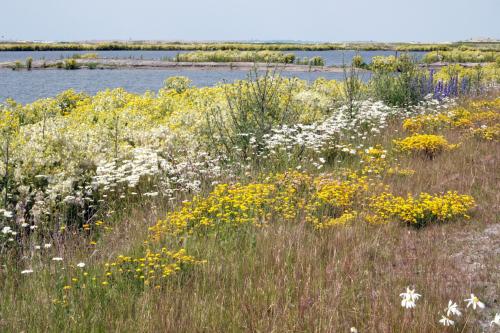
top-left (1, 0), bottom-right (499, 42)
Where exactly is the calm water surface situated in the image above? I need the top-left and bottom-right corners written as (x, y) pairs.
top-left (0, 68), bottom-right (370, 104)
top-left (0, 50), bottom-right (419, 104)
top-left (0, 50), bottom-right (425, 65)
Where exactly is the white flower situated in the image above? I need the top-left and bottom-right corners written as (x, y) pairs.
top-left (445, 300), bottom-right (461, 317)
top-left (439, 315), bottom-right (454, 326)
top-left (350, 327), bottom-right (358, 333)
top-left (465, 294), bottom-right (485, 310)
top-left (44, 243), bottom-right (52, 249)
top-left (34, 245), bottom-right (41, 250)
top-left (21, 269), bottom-right (34, 274)
top-left (77, 262), bottom-right (85, 268)
top-left (400, 287), bottom-right (421, 309)
top-left (52, 257), bottom-right (63, 261)
top-left (1, 226), bottom-right (12, 234)
top-left (21, 223), bottom-right (29, 228)
top-left (490, 313), bottom-right (500, 327)
top-left (3, 210), bottom-right (13, 218)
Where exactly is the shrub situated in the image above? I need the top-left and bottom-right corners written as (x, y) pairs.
top-left (64, 59), bottom-right (79, 70)
top-left (352, 54), bottom-right (366, 68)
top-left (472, 124), bottom-right (500, 141)
top-left (295, 56), bottom-right (325, 66)
top-left (393, 134), bottom-right (458, 159)
top-left (163, 76), bottom-right (192, 93)
top-left (370, 55), bottom-right (429, 106)
top-left (367, 191), bottom-right (475, 226)
top-left (13, 61), bottom-right (23, 70)
top-left (206, 68), bottom-right (299, 161)
top-left (308, 56), bottom-right (325, 66)
top-left (25, 57), bottom-right (33, 70)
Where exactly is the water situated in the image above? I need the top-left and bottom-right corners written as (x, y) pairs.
top-left (0, 50), bottom-right (191, 62)
top-left (1, 49), bottom-right (405, 104)
top-left (0, 68), bottom-right (367, 104)
top-left (0, 50), bottom-right (426, 65)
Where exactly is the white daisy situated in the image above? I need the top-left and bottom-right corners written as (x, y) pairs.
top-left (465, 294), bottom-right (485, 310)
top-left (439, 315), bottom-right (454, 326)
top-left (445, 300), bottom-right (461, 317)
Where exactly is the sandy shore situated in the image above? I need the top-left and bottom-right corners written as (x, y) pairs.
top-left (0, 58), bottom-right (489, 72)
top-left (0, 58), bottom-right (358, 73)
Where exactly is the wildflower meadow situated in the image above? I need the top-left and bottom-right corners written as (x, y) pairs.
top-left (0, 59), bottom-right (499, 332)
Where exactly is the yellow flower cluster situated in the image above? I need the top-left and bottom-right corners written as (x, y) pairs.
top-left (472, 124), bottom-right (500, 141)
top-left (386, 167), bottom-right (416, 177)
top-left (104, 248), bottom-right (202, 286)
top-left (150, 171), bottom-right (375, 239)
top-left (367, 191), bottom-right (475, 226)
top-left (306, 173), bottom-right (369, 229)
top-left (403, 98), bottom-right (499, 134)
top-left (359, 145), bottom-right (388, 175)
top-left (315, 174), bottom-right (368, 210)
top-left (150, 182), bottom-right (277, 239)
top-left (403, 112), bottom-right (468, 133)
top-left (317, 212), bottom-right (357, 229)
top-left (394, 134), bottom-right (458, 159)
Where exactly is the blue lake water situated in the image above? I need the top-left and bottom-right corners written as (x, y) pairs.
top-left (0, 50), bottom-right (411, 104)
top-left (0, 68), bottom-right (371, 104)
top-left (0, 50), bottom-right (426, 65)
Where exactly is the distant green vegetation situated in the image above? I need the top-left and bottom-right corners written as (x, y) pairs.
top-left (423, 50), bottom-right (500, 63)
top-left (1, 41), bottom-right (499, 52)
top-left (71, 52), bottom-right (99, 59)
top-left (174, 50), bottom-right (296, 63)
top-left (295, 56), bottom-right (325, 66)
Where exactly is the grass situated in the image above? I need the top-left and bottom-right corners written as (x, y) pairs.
top-left (1, 41), bottom-right (500, 52)
top-left (173, 50), bottom-right (296, 63)
top-left (0, 93), bottom-right (498, 332)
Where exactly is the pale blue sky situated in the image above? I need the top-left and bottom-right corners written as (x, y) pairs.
top-left (2, 0), bottom-right (499, 42)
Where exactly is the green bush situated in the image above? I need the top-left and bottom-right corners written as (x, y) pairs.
top-left (25, 57), bottom-right (33, 70)
top-left (163, 76), bottom-right (192, 93)
top-left (370, 55), bottom-right (427, 107)
top-left (206, 68), bottom-right (299, 161)
top-left (352, 55), bottom-right (366, 68)
top-left (64, 59), bottom-right (79, 70)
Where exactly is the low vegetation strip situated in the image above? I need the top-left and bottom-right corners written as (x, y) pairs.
top-left (173, 50), bottom-right (297, 63)
top-left (1, 41), bottom-right (500, 52)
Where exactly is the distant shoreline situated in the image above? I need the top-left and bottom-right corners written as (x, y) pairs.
top-left (1, 41), bottom-right (499, 52)
top-left (0, 58), bottom-right (491, 73)
top-left (0, 58), bottom-right (365, 72)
